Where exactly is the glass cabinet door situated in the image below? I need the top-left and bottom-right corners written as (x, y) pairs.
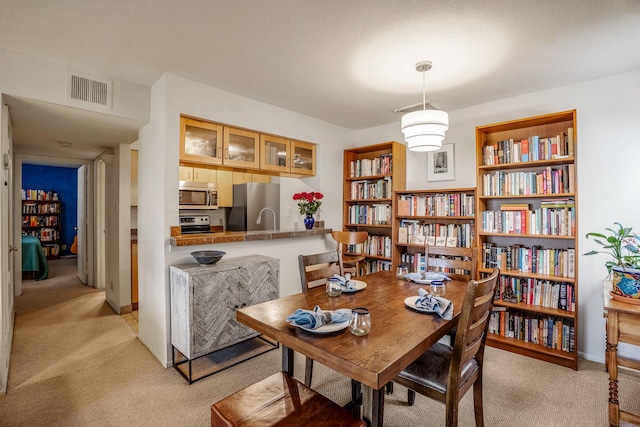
top-left (180, 117), bottom-right (223, 166)
top-left (291, 140), bottom-right (316, 176)
top-left (223, 127), bottom-right (260, 169)
top-left (260, 134), bottom-right (290, 173)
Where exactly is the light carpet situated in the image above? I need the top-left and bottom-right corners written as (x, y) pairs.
top-left (2, 258), bottom-right (639, 426)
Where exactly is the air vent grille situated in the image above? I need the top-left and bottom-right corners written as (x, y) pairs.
top-left (67, 72), bottom-right (112, 109)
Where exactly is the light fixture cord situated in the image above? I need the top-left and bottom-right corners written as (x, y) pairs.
top-left (422, 68), bottom-right (426, 111)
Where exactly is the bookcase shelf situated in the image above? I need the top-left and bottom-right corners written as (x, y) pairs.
top-left (22, 195), bottom-right (62, 260)
top-left (342, 142), bottom-right (406, 274)
top-left (476, 110), bottom-right (578, 370)
top-left (392, 188), bottom-right (476, 272)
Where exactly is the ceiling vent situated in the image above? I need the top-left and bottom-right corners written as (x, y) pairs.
top-left (67, 72), bottom-right (112, 110)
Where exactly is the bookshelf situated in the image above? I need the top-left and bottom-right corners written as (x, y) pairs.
top-left (342, 142), bottom-right (406, 274)
top-left (22, 189), bottom-right (61, 259)
top-left (475, 110), bottom-right (578, 370)
top-left (393, 188), bottom-right (476, 273)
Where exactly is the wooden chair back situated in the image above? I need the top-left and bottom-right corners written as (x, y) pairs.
top-left (449, 267), bottom-right (500, 399)
top-left (425, 245), bottom-right (477, 281)
top-left (331, 231), bottom-right (368, 276)
top-left (298, 251), bottom-right (344, 292)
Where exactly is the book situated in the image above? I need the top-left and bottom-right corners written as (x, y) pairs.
top-left (500, 203), bottom-right (530, 211)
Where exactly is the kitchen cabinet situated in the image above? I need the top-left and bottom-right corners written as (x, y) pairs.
top-left (179, 115), bottom-right (315, 177)
top-left (260, 135), bottom-right (316, 176)
top-left (222, 126), bottom-right (260, 169)
top-left (179, 166), bottom-right (217, 183)
top-left (180, 116), bottom-right (223, 166)
top-left (170, 255), bottom-right (279, 383)
top-left (131, 240), bottom-right (138, 310)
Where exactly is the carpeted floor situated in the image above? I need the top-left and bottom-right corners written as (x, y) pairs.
top-left (2, 258), bottom-right (639, 426)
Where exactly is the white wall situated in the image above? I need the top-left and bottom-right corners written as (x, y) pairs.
top-left (137, 73), bottom-right (356, 366)
top-left (357, 69), bottom-right (640, 363)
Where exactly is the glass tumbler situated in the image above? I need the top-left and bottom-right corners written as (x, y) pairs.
top-left (349, 307), bottom-right (371, 336)
top-left (396, 264), bottom-right (409, 279)
top-left (326, 278), bottom-right (342, 297)
top-left (429, 280), bottom-right (447, 297)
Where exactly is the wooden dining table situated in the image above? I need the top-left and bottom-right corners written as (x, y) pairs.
top-left (236, 270), bottom-right (466, 427)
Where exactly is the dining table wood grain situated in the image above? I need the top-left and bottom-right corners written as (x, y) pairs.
top-left (236, 270), bottom-right (466, 427)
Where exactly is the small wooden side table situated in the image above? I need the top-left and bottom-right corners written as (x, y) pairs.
top-left (604, 286), bottom-right (640, 427)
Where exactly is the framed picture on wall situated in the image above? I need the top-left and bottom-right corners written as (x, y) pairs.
top-left (427, 143), bottom-right (455, 181)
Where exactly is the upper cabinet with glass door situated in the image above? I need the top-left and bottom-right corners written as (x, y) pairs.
top-left (180, 116), bottom-right (260, 170)
top-left (260, 134), bottom-right (316, 176)
top-left (180, 116), bottom-right (223, 166)
top-left (223, 126), bottom-right (260, 169)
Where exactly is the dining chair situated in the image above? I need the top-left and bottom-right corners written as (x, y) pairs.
top-left (297, 250), bottom-right (344, 388)
top-left (331, 231), bottom-right (369, 277)
top-left (425, 245), bottom-right (477, 281)
top-left (392, 267), bottom-right (500, 427)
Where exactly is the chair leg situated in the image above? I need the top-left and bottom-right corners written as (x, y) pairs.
top-left (304, 357), bottom-right (314, 387)
top-left (385, 381), bottom-right (394, 395)
top-left (473, 377), bottom-right (484, 427)
top-left (407, 389), bottom-right (415, 406)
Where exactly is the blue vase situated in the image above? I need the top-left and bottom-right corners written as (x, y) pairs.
top-left (304, 214), bottom-right (315, 230)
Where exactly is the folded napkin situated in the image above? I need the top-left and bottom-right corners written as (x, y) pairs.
top-left (286, 305), bottom-right (352, 329)
top-left (415, 288), bottom-right (453, 320)
top-left (330, 273), bottom-right (356, 290)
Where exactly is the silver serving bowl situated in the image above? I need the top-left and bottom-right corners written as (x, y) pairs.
top-left (191, 250), bottom-right (226, 265)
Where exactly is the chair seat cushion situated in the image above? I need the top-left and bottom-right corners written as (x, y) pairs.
top-left (396, 342), bottom-right (479, 394)
top-left (211, 372), bottom-right (365, 427)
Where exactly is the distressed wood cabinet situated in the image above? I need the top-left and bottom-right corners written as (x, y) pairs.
top-left (170, 255), bottom-right (279, 382)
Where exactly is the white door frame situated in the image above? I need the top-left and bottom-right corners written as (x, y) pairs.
top-left (13, 155), bottom-right (97, 295)
top-left (0, 102), bottom-right (14, 393)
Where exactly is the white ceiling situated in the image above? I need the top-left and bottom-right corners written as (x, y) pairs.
top-left (2, 0), bottom-right (640, 160)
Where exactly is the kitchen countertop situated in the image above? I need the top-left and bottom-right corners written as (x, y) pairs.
top-left (170, 227), bottom-right (332, 247)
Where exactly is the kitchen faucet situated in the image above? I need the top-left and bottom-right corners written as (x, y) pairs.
top-left (256, 207), bottom-right (277, 231)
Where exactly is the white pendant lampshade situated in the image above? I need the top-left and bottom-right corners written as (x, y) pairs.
top-left (401, 61), bottom-right (448, 152)
top-left (401, 109), bottom-right (449, 152)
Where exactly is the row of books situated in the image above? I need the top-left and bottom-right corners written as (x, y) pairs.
top-left (398, 221), bottom-right (474, 248)
top-left (22, 202), bottom-right (60, 214)
top-left (349, 154), bottom-right (392, 178)
top-left (489, 308), bottom-right (575, 353)
top-left (23, 215), bottom-right (59, 227)
top-left (42, 244), bottom-right (60, 257)
top-left (494, 276), bottom-right (575, 311)
top-left (23, 228), bottom-right (59, 242)
top-left (349, 178), bottom-right (392, 200)
top-left (481, 165), bottom-right (575, 196)
top-left (481, 206), bottom-right (575, 236)
top-left (22, 189), bottom-right (59, 201)
top-left (362, 235), bottom-right (392, 258)
top-left (482, 129), bottom-right (574, 166)
top-left (363, 259), bottom-right (392, 274)
top-left (483, 242), bottom-right (575, 278)
top-left (397, 193), bottom-right (475, 217)
top-left (347, 204), bottom-right (391, 225)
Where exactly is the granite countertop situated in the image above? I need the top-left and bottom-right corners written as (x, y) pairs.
top-left (170, 227), bottom-right (332, 247)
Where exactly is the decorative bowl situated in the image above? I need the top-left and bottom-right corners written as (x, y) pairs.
top-left (191, 250), bottom-right (226, 265)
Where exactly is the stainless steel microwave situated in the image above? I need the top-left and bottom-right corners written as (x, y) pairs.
top-left (179, 181), bottom-right (218, 209)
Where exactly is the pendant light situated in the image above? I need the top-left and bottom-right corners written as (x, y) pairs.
top-left (401, 61), bottom-right (449, 152)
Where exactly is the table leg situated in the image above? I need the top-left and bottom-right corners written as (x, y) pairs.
top-left (282, 346), bottom-right (294, 376)
top-left (606, 311), bottom-right (619, 427)
top-left (361, 385), bottom-right (384, 427)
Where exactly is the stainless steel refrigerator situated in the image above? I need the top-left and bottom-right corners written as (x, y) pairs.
top-left (226, 183), bottom-right (280, 231)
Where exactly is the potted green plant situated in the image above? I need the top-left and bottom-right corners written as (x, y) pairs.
top-left (585, 222), bottom-right (640, 302)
